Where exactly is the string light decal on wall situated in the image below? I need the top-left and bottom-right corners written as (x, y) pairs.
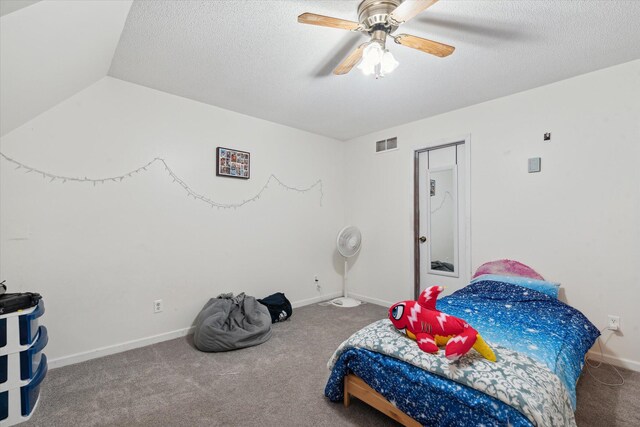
top-left (0, 152), bottom-right (323, 209)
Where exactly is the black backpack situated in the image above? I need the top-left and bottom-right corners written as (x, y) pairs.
top-left (0, 281), bottom-right (42, 315)
top-left (258, 292), bottom-right (292, 323)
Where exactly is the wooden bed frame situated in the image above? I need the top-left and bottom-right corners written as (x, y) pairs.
top-left (343, 374), bottom-right (421, 427)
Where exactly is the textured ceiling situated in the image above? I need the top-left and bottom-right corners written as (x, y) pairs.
top-left (0, 0), bottom-right (132, 135)
top-left (5, 1), bottom-right (638, 141)
top-left (109, 0), bottom-right (640, 140)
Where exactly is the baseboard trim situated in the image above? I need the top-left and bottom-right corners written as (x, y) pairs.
top-left (49, 293), bottom-right (344, 369)
top-left (48, 326), bottom-right (195, 370)
top-left (347, 292), bottom-right (393, 308)
top-left (586, 351), bottom-right (640, 372)
top-left (291, 292), bottom-right (343, 308)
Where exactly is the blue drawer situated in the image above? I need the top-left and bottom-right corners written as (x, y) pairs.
top-left (0, 390), bottom-right (6, 420)
top-left (0, 319), bottom-right (6, 348)
top-left (0, 300), bottom-right (45, 356)
top-left (0, 326), bottom-right (47, 391)
top-left (0, 354), bottom-right (47, 422)
top-left (21, 326), bottom-right (48, 381)
top-left (19, 300), bottom-right (45, 347)
top-left (0, 355), bottom-right (6, 385)
top-left (21, 353), bottom-right (47, 417)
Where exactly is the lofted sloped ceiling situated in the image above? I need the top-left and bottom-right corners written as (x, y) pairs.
top-left (108, 0), bottom-right (640, 140)
top-left (0, 0), bottom-right (132, 135)
top-left (2, 1), bottom-right (640, 140)
top-left (0, 0), bottom-right (41, 17)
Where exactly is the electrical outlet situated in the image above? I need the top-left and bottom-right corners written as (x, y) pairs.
top-left (607, 315), bottom-right (620, 331)
top-left (154, 299), bottom-right (163, 313)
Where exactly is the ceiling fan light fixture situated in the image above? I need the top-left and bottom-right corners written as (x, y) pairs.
top-left (359, 42), bottom-right (384, 67)
top-left (357, 42), bottom-right (398, 78)
top-left (380, 50), bottom-right (399, 74)
top-left (358, 61), bottom-right (376, 76)
top-left (299, 0), bottom-right (453, 77)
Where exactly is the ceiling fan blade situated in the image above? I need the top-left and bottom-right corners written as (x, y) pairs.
top-left (333, 43), bottom-right (368, 75)
top-left (395, 34), bottom-right (455, 57)
top-left (298, 13), bottom-right (360, 31)
top-left (389, 0), bottom-right (439, 24)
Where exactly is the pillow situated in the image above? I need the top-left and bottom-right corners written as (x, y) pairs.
top-left (471, 274), bottom-right (561, 299)
top-left (472, 259), bottom-right (544, 280)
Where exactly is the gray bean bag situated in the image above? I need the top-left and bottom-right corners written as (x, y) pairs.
top-left (193, 293), bottom-right (272, 352)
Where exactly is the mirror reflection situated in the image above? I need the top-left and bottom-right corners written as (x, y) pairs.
top-left (428, 166), bottom-right (457, 275)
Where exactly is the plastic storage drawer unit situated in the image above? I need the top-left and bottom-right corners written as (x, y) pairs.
top-left (0, 354), bottom-right (47, 425)
top-left (0, 327), bottom-right (48, 390)
top-left (0, 301), bottom-right (45, 355)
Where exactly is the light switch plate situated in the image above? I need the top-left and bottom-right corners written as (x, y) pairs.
top-left (528, 157), bottom-right (541, 173)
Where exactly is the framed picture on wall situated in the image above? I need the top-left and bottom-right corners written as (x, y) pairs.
top-left (216, 147), bottom-right (250, 179)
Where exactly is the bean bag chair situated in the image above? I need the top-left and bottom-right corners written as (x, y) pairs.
top-left (193, 293), bottom-right (272, 352)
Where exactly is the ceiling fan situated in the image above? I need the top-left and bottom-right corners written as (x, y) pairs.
top-left (298, 0), bottom-right (455, 78)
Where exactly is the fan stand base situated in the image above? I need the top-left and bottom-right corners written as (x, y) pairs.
top-left (330, 297), bottom-right (362, 308)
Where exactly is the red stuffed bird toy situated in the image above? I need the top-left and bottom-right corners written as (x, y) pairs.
top-left (389, 286), bottom-right (496, 362)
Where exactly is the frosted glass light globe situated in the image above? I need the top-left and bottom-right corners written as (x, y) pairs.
top-left (380, 50), bottom-right (399, 74)
top-left (362, 42), bottom-right (384, 65)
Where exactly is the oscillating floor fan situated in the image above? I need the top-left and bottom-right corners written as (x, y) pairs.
top-left (331, 226), bottom-right (362, 308)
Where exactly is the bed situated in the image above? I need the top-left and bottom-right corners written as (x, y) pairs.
top-left (325, 276), bottom-right (599, 426)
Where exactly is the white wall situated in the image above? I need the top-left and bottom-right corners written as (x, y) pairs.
top-left (343, 60), bottom-right (640, 369)
top-left (0, 77), bottom-right (346, 365)
top-left (1, 61), bottom-right (638, 370)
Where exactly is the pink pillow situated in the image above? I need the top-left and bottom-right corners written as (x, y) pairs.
top-left (472, 259), bottom-right (544, 280)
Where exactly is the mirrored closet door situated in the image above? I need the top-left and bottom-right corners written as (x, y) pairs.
top-left (415, 142), bottom-right (468, 297)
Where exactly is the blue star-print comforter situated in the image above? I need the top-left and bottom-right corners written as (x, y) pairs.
top-left (325, 280), bottom-right (599, 425)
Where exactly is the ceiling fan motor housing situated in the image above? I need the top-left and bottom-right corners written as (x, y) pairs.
top-left (357, 0), bottom-right (401, 35)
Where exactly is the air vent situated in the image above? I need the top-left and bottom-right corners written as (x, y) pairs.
top-left (375, 137), bottom-right (398, 153)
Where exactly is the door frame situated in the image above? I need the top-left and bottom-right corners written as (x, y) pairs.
top-left (413, 135), bottom-right (472, 299)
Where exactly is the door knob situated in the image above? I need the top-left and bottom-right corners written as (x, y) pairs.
top-left (419, 236), bottom-right (427, 243)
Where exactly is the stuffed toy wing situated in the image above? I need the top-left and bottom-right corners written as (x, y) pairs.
top-left (389, 286), bottom-right (496, 362)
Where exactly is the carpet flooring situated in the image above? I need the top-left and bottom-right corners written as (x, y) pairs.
top-left (25, 303), bottom-right (640, 426)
